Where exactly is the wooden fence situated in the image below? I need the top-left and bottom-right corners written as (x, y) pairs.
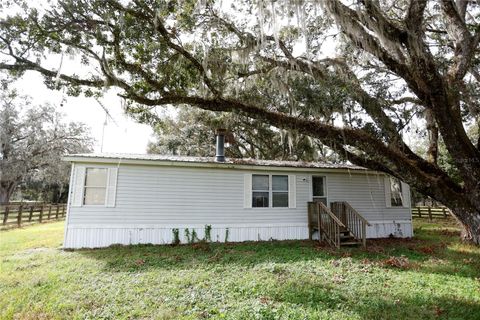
top-left (411, 206), bottom-right (451, 219)
top-left (0, 203), bottom-right (67, 229)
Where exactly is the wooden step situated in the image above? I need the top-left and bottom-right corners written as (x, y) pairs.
top-left (340, 240), bottom-right (361, 246)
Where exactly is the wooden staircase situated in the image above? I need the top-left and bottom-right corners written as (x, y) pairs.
top-left (308, 201), bottom-right (371, 248)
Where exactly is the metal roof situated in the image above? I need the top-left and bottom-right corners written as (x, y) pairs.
top-left (64, 153), bottom-right (367, 171)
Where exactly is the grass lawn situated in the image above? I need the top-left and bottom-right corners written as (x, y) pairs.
top-left (0, 219), bottom-right (479, 320)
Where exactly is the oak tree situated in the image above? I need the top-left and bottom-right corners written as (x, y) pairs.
top-left (0, 88), bottom-right (92, 203)
top-left (1, 0), bottom-right (480, 242)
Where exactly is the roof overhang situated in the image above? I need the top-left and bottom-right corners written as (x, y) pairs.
top-left (63, 154), bottom-right (380, 175)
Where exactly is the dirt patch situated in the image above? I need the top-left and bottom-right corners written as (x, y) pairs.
top-left (380, 256), bottom-right (415, 269)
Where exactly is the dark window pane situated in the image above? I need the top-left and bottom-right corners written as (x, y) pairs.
top-left (272, 175), bottom-right (288, 191)
top-left (390, 178), bottom-right (403, 206)
top-left (312, 176), bottom-right (324, 197)
top-left (273, 192), bottom-right (288, 207)
top-left (252, 192), bottom-right (269, 207)
top-left (252, 175), bottom-right (269, 191)
top-left (391, 197), bottom-right (403, 206)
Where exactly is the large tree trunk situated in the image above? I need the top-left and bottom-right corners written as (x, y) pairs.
top-left (425, 108), bottom-right (439, 164)
top-left (452, 207), bottom-right (480, 244)
top-left (0, 181), bottom-right (16, 204)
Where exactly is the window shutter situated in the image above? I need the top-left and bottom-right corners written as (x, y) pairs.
top-left (71, 166), bottom-right (86, 207)
top-left (106, 167), bottom-right (118, 207)
top-left (401, 182), bottom-right (410, 208)
top-left (384, 176), bottom-right (392, 208)
top-left (288, 175), bottom-right (296, 208)
top-left (244, 174), bottom-right (252, 208)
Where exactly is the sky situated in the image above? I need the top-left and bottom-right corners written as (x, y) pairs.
top-left (3, 1), bottom-right (153, 154)
top-left (14, 72), bottom-right (154, 154)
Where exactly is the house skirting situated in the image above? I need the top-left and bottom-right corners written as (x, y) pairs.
top-left (366, 220), bottom-right (413, 238)
top-left (63, 224), bottom-right (309, 249)
top-left (64, 221), bottom-right (413, 249)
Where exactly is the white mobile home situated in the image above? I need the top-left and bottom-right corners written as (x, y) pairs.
top-left (63, 153), bottom-right (413, 249)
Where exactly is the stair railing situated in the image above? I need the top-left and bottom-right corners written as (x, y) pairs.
top-left (308, 201), bottom-right (346, 248)
top-left (331, 202), bottom-right (371, 248)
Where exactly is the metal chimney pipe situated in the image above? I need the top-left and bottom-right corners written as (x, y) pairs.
top-left (215, 128), bottom-right (226, 162)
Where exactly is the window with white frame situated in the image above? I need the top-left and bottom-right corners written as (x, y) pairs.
top-left (252, 174), bottom-right (269, 207)
top-left (83, 168), bottom-right (108, 205)
top-left (390, 178), bottom-right (403, 207)
top-left (272, 175), bottom-right (288, 207)
top-left (252, 174), bottom-right (289, 208)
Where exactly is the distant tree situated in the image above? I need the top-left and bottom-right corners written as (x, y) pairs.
top-left (148, 107), bottom-right (338, 162)
top-left (1, 0), bottom-right (480, 242)
top-left (0, 88), bottom-right (92, 203)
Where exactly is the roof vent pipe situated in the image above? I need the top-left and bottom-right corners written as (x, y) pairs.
top-left (215, 128), bottom-right (227, 162)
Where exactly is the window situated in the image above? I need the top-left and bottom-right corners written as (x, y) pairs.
top-left (272, 175), bottom-right (288, 207)
top-left (252, 174), bottom-right (289, 208)
top-left (312, 176), bottom-right (327, 205)
top-left (252, 175), bottom-right (269, 207)
top-left (390, 178), bottom-right (403, 207)
top-left (83, 168), bottom-right (108, 205)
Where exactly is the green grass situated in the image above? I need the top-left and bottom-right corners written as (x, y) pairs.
top-left (0, 219), bottom-right (479, 320)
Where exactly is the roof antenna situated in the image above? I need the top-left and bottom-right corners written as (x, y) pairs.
top-left (100, 111), bottom-right (108, 153)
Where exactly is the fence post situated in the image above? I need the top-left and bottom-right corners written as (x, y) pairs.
top-left (28, 206), bottom-right (34, 222)
top-left (39, 205), bottom-right (44, 223)
top-left (442, 207), bottom-right (447, 218)
top-left (2, 206), bottom-right (8, 225)
top-left (62, 205), bottom-right (66, 217)
top-left (38, 205), bottom-right (44, 223)
top-left (56, 205), bottom-right (60, 219)
top-left (428, 207), bottom-right (432, 221)
top-left (17, 205), bottom-right (23, 227)
top-left (48, 205), bottom-right (52, 220)
top-left (417, 207), bottom-right (421, 218)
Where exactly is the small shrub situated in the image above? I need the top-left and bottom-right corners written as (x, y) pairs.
top-left (225, 228), bottom-right (230, 243)
top-left (172, 228), bottom-right (180, 245)
top-left (204, 225), bottom-right (212, 242)
top-left (184, 228), bottom-right (191, 243)
top-left (191, 229), bottom-right (198, 243)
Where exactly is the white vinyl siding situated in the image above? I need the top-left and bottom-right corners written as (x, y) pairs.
top-left (68, 167), bottom-right (308, 226)
top-left (243, 174), bottom-right (252, 208)
top-left (65, 164), bottom-right (412, 248)
top-left (327, 173), bottom-right (411, 221)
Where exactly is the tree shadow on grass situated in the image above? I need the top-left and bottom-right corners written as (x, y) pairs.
top-left (75, 237), bottom-right (480, 279)
top-left (269, 277), bottom-right (480, 320)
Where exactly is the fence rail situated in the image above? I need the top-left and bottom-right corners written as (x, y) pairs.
top-left (0, 203), bottom-right (67, 229)
top-left (411, 206), bottom-right (451, 219)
